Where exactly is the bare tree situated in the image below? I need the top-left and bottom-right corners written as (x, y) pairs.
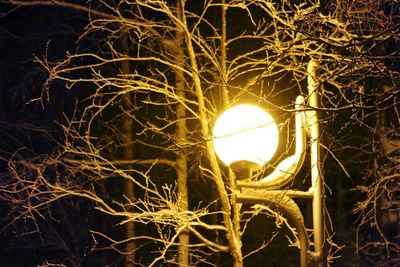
top-left (2, 0), bottom-right (400, 266)
top-left (335, 1), bottom-right (400, 265)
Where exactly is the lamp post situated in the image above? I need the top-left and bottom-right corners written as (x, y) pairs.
top-left (212, 60), bottom-right (324, 267)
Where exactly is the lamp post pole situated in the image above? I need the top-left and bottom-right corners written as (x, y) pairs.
top-left (308, 60), bottom-right (325, 267)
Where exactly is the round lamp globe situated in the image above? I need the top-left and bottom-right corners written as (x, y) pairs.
top-left (212, 104), bottom-right (279, 168)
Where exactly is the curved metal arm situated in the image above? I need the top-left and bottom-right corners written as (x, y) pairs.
top-left (237, 95), bottom-right (307, 189)
top-left (237, 190), bottom-right (309, 267)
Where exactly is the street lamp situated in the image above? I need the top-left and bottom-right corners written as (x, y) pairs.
top-left (212, 104), bottom-right (279, 176)
top-left (212, 60), bottom-right (325, 267)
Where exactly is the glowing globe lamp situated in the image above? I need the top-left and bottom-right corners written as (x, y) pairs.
top-left (212, 104), bottom-right (279, 169)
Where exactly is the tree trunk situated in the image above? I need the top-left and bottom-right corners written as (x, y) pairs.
top-left (220, 0), bottom-right (241, 246)
top-left (175, 1), bottom-right (189, 264)
top-left (121, 33), bottom-right (136, 267)
top-left (178, 1), bottom-right (243, 265)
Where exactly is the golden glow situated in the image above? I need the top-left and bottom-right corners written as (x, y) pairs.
top-left (212, 104), bottom-right (279, 168)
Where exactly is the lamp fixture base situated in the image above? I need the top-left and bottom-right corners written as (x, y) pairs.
top-left (230, 160), bottom-right (260, 180)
